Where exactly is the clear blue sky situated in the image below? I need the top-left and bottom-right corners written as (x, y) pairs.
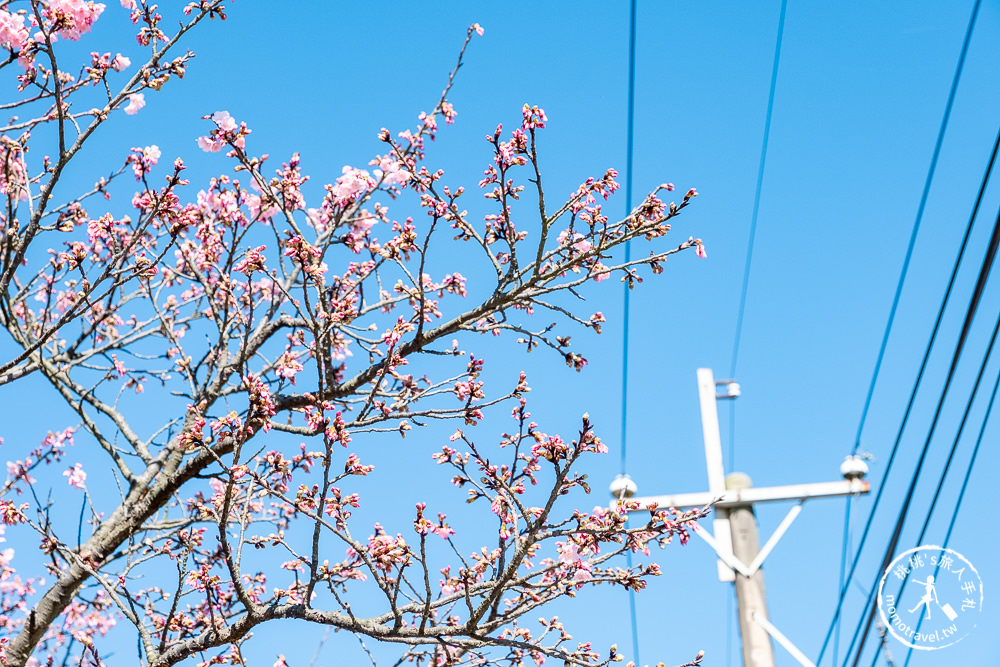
top-left (5, 2), bottom-right (1000, 666)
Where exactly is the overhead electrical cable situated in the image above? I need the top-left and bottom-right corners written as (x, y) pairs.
top-left (891, 299), bottom-right (1000, 667)
top-left (938, 358), bottom-right (1000, 550)
top-left (845, 193), bottom-right (1000, 667)
top-left (620, 1), bottom-right (636, 477)
top-left (821, 117), bottom-right (1000, 664)
top-left (815, 7), bottom-right (988, 660)
top-left (848, 125), bottom-right (1000, 664)
top-left (868, 257), bottom-right (1000, 666)
top-left (849, 0), bottom-right (983, 458)
top-left (619, 2), bottom-right (641, 665)
top-left (911, 287), bottom-right (1000, 547)
top-left (727, 0), bottom-right (788, 471)
top-left (723, 5), bottom-right (789, 661)
top-left (833, 488), bottom-right (855, 667)
top-left (901, 332), bottom-right (1000, 667)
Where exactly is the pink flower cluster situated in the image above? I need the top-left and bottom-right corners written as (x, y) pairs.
top-left (352, 524), bottom-right (410, 573)
top-left (0, 137), bottom-right (28, 201)
top-left (234, 245), bottom-right (267, 276)
top-left (381, 316), bottom-right (415, 348)
top-left (274, 349), bottom-right (304, 384)
top-left (371, 155), bottom-right (410, 187)
top-left (413, 503), bottom-right (455, 539)
top-left (63, 463), bottom-right (87, 489)
top-left (43, 0), bottom-right (106, 41)
top-left (556, 229), bottom-right (592, 254)
top-left (123, 92), bottom-right (144, 115)
top-left (521, 104), bottom-right (547, 130)
top-left (331, 166), bottom-right (375, 206)
top-left (282, 235), bottom-right (327, 279)
top-left (126, 144), bottom-right (160, 180)
top-left (197, 111), bottom-right (249, 153)
top-left (209, 410), bottom-right (243, 435)
top-left (243, 372), bottom-right (276, 433)
top-left (0, 10), bottom-right (29, 51)
top-left (344, 453), bottom-right (374, 476)
top-left (87, 51), bottom-right (130, 80)
top-left (557, 541), bottom-right (593, 582)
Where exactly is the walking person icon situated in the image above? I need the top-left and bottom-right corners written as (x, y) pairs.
top-left (908, 575), bottom-right (939, 619)
top-left (877, 546), bottom-right (982, 651)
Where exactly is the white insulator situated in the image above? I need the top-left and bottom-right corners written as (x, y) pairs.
top-left (840, 455), bottom-right (869, 480)
top-left (609, 474), bottom-right (638, 499)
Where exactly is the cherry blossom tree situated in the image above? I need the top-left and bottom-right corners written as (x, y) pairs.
top-left (0, 3), bottom-right (709, 666)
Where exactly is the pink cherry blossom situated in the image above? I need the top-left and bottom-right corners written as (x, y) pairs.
top-left (557, 229), bottom-right (592, 254)
top-left (0, 12), bottom-right (708, 664)
top-left (0, 10), bottom-right (29, 51)
top-left (197, 135), bottom-right (223, 153)
top-left (0, 139), bottom-right (28, 201)
top-left (332, 165), bottom-right (375, 205)
top-left (372, 155), bottom-right (410, 186)
top-left (127, 144), bottom-right (160, 179)
top-left (197, 111), bottom-right (247, 152)
top-left (123, 92), bottom-right (145, 115)
top-left (211, 110), bottom-right (237, 132)
top-left (45, 0), bottom-right (106, 42)
top-left (234, 245), bottom-right (268, 275)
top-left (694, 238), bottom-right (707, 258)
top-left (63, 463), bottom-right (87, 489)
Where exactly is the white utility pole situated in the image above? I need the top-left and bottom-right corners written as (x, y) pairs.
top-left (615, 369), bottom-right (871, 667)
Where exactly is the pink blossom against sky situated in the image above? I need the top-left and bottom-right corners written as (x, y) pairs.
top-left (1, 3), bottom-right (998, 667)
top-left (112, 6), bottom-right (1000, 659)
top-left (123, 92), bottom-right (144, 115)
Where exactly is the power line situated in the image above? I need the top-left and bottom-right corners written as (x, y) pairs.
top-left (939, 355), bottom-right (1000, 551)
top-left (619, 0), bottom-right (637, 477)
top-left (729, 0), bottom-right (787, 382)
top-left (833, 491), bottom-right (855, 667)
top-left (849, 0), bottom-right (983, 458)
top-left (619, 2), bottom-right (640, 665)
top-left (900, 318), bottom-right (1000, 667)
top-left (867, 230), bottom-right (1000, 666)
top-left (911, 278), bottom-right (1000, 548)
top-left (845, 189), bottom-right (1000, 667)
top-left (727, 0), bottom-right (788, 473)
top-left (886, 276), bottom-right (1000, 667)
top-left (724, 5), bottom-right (789, 660)
top-left (816, 5), bottom-right (988, 659)
top-left (821, 118), bottom-right (1000, 663)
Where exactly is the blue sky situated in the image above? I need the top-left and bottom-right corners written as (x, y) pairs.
top-left (4, 1), bottom-right (1000, 666)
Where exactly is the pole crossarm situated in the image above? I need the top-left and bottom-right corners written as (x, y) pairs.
top-left (623, 478), bottom-right (870, 512)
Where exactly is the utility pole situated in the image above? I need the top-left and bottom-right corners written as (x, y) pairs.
top-left (727, 472), bottom-right (776, 667)
top-left (612, 368), bottom-right (871, 667)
